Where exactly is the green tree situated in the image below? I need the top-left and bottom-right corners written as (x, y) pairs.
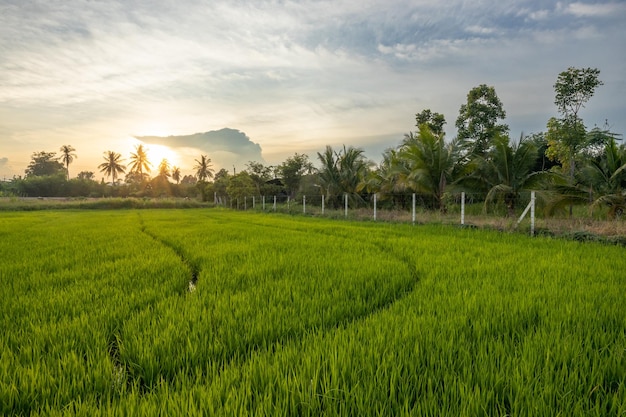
top-left (546, 67), bottom-right (603, 215)
top-left (25, 151), bottom-right (65, 177)
top-left (59, 145), bottom-right (77, 180)
top-left (416, 109), bottom-right (446, 136)
top-left (213, 168), bottom-right (230, 201)
top-left (194, 155), bottom-right (214, 182)
top-left (278, 153), bottom-right (314, 198)
top-left (455, 84), bottom-right (509, 157)
top-left (548, 67), bottom-right (603, 180)
top-left (397, 125), bottom-right (460, 212)
top-left (76, 171), bottom-right (95, 181)
top-left (316, 145), bottom-right (371, 207)
top-left (480, 134), bottom-right (550, 217)
top-left (129, 144), bottom-right (152, 176)
top-left (98, 151), bottom-right (126, 185)
top-left (584, 138), bottom-right (626, 218)
top-left (226, 172), bottom-right (256, 204)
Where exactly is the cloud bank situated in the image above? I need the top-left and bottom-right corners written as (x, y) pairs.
top-left (136, 128), bottom-right (265, 171)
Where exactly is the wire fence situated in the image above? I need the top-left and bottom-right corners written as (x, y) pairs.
top-left (214, 191), bottom-right (541, 235)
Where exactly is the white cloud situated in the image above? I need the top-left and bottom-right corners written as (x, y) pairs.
top-left (565, 2), bottom-right (626, 17)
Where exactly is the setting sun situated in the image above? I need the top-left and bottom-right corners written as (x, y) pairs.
top-left (131, 140), bottom-right (180, 169)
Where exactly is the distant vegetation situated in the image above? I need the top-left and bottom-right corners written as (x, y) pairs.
top-left (2, 67), bottom-right (623, 221)
top-left (2, 210), bottom-right (625, 415)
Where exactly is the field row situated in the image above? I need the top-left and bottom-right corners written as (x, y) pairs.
top-left (1, 209), bottom-right (625, 415)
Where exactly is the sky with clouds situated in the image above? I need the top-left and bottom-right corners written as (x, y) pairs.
top-left (1, 0), bottom-right (625, 179)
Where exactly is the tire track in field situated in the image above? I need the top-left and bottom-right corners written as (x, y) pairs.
top-left (102, 214), bottom-right (202, 396)
top-left (137, 213), bottom-right (200, 288)
top-left (118, 213), bottom-right (419, 390)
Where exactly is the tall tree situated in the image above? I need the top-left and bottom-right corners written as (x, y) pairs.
top-left (317, 146), bottom-right (371, 207)
top-left (548, 67), bottom-right (604, 181)
top-left (397, 125), bottom-right (460, 212)
top-left (171, 166), bottom-right (181, 184)
top-left (25, 151), bottom-right (65, 177)
top-left (98, 151), bottom-right (126, 185)
top-left (194, 155), bottom-right (214, 182)
top-left (278, 153), bottom-right (314, 198)
top-left (583, 138), bottom-right (626, 218)
top-left (455, 84), bottom-right (509, 157)
top-left (59, 145), bottom-right (77, 180)
top-left (416, 109), bottom-right (446, 136)
top-left (129, 144), bottom-right (152, 176)
top-left (547, 67), bottom-right (603, 216)
top-left (481, 134), bottom-right (550, 217)
top-left (157, 159), bottom-right (171, 179)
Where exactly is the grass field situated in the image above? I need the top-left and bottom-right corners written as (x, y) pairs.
top-left (1, 208), bottom-right (625, 416)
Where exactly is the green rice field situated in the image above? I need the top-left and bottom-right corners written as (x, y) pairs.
top-left (1, 209), bottom-right (625, 416)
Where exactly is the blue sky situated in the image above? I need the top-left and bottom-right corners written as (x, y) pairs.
top-left (1, 0), bottom-right (625, 179)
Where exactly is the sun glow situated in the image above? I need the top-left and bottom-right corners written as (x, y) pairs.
top-left (131, 140), bottom-right (181, 171)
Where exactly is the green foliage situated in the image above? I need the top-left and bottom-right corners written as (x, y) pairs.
top-left (25, 151), bottom-right (65, 177)
top-left (226, 171), bottom-right (256, 202)
top-left (278, 153), bottom-right (314, 198)
top-left (396, 125), bottom-right (459, 212)
top-left (415, 109), bottom-right (446, 136)
top-left (479, 134), bottom-right (552, 216)
top-left (2, 210), bottom-right (625, 415)
top-left (316, 145), bottom-right (371, 208)
top-left (554, 67), bottom-right (603, 118)
top-left (455, 84), bottom-right (509, 156)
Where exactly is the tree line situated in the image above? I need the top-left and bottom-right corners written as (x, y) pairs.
top-left (2, 67), bottom-right (623, 217)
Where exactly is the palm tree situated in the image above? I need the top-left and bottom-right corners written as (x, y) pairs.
top-left (99, 151), bottom-right (126, 185)
top-left (59, 145), bottom-right (77, 180)
top-left (396, 124), bottom-right (459, 213)
top-left (480, 134), bottom-right (550, 217)
top-left (584, 138), bottom-right (626, 218)
top-left (317, 145), bottom-right (370, 207)
top-left (171, 166), bottom-right (181, 184)
top-left (157, 159), bottom-right (171, 178)
top-left (129, 144), bottom-right (152, 176)
top-left (194, 155), bottom-right (214, 182)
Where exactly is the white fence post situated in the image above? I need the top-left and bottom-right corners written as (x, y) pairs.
top-left (303, 195), bottom-right (306, 214)
top-left (461, 192), bottom-right (465, 225)
top-left (214, 192), bottom-right (217, 204)
top-left (412, 193), bottom-right (416, 225)
top-left (287, 196), bottom-right (290, 211)
top-left (262, 195), bottom-right (265, 210)
top-left (517, 190), bottom-right (537, 236)
top-left (374, 193), bottom-right (377, 221)
top-left (530, 191), bottom-right (535, 236)
top-left (344, 194), bottom-right (348, 218)
top-left (273, 195), bottom-right (276, 211)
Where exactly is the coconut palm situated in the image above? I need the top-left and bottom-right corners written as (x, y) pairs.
top-left (396, 124), bottom-right (460, 213)
top-left (480, 133), bottom-right (551, 217)
top-left (317, 145), bottom-right (370, 207)
top-left (171, 166), bottom-right (181, 184)
top-left (129, 144), bottom-right (152, 176)
top-left (584, 137), bottom-right (626, 217)
top-left (59, 145), bottom-right (77, 180)
top-left (157, 159), bottom-right (171, 178)
top-left (194, 155), bottom-right (214, 182)
top-left (99, 151), bottom-right (126, 185)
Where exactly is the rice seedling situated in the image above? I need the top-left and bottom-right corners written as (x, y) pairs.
top-left (2, 209), bottom-right (624, 415)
